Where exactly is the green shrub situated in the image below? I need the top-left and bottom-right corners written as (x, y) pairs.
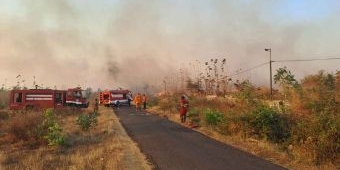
top-left (250, 106), bottom-right (290, 143)
top-left (204, 109), bottom-right (224, 126)
top-left (44, 122), bottom-right (65, 146)
top-left (76, 113), bottom-right (97, 131)
top-left (42, 109), bottom-right (65, 146)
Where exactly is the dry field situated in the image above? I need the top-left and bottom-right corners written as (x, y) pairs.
top-left (0, 106), bottom-right (152, 170)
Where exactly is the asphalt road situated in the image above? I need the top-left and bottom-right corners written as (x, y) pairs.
top-left (114, 107), bottom-right (287, 170)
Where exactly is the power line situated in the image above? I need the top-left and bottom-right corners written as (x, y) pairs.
top-left (226, 62), bottom-right (269, 78)
top-left (273, 57), bottom-right (340, 63)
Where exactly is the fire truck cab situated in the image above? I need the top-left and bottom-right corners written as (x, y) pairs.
top-left (9, 87), bottom-right (89, 110)
top-left (99, 89), bottom-right (132, 107)
top-left (65, 87), bottom-right (89, 108)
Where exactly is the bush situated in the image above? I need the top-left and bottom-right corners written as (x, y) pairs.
top-left (204, 109), bottom-right (224, 126)
top-left (249, 106), bottom-right (290, 143)
top-left (291, 114), bottom-right (340, 164)
top-left (76, 113), bottom-right (97, 131)
top-left (313, 115), bottom-right (339, 164)
top-left (42, 109), bottom-right (65, 146)
top-left (44, 122), bottom-right (65, 146)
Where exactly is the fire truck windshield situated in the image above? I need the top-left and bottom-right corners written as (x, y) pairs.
top-left (73, 91), bottom-right (82, 98)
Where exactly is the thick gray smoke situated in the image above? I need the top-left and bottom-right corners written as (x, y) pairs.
top-left (1, 0), bottom-right (339, 91)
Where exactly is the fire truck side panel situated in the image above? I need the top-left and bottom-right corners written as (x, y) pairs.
top-left (9, 88), bottom-right (88, 110)
top-left (9, 89), bottom-right (66, 110)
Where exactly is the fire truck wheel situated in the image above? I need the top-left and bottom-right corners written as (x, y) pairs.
top-left (25, 105), bottom-right (34, 110)
top-left (116, 101), bottom-right (120, 107)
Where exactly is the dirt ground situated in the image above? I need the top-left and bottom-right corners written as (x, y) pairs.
top-left (0, 106), bottom-right (152, 170)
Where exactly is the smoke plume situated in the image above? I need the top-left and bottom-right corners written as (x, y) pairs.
top-left (1, 0), bottom-right (339, 92)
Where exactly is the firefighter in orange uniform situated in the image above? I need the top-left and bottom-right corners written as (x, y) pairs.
top-left (134, 93), bottom-right (142, 112)
top-left (180, 95), bottom-right (189, 123)
top-left (142, 93), bottom-right (148, 110)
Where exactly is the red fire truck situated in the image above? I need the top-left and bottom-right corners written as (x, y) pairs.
top-left (9, 87), bottom-right (89, 110)
top-left (99, 89), bottom-right (132, 107)
top-left (64, 87), bottom-right (89, 108)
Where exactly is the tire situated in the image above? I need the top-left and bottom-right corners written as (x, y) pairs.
top-left (25, 105), bottom-right (33, 111)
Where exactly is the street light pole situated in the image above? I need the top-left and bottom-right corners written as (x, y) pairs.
top-left (265, 48), bottom-right (273, 100)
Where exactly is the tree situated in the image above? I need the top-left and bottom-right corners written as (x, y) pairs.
top-left (274, 67), bottom-right (299, 88)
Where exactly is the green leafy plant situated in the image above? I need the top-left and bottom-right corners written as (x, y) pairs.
top-left (44, 122), bottom-right (65, 146)
top-left (76, 113), bottom-right (97, 131)
top-left (204, 109), bottom-right (224, 126)
top-left (42, 109), bottom-right (65, 146)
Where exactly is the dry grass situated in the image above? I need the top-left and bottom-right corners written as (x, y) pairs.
top-left (0, 106), bottom-right (152, 170)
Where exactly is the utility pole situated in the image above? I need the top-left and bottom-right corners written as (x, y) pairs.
top-left (265, 48), bottom-right (273, 100)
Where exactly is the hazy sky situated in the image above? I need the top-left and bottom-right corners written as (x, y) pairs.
top-left (1, 0), bottom-right (339, 90)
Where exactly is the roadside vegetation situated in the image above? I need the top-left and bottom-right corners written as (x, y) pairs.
top-left (0, 105), bottom-right (151, 169)
top-left (149, 68), bottom-right (339, 170)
